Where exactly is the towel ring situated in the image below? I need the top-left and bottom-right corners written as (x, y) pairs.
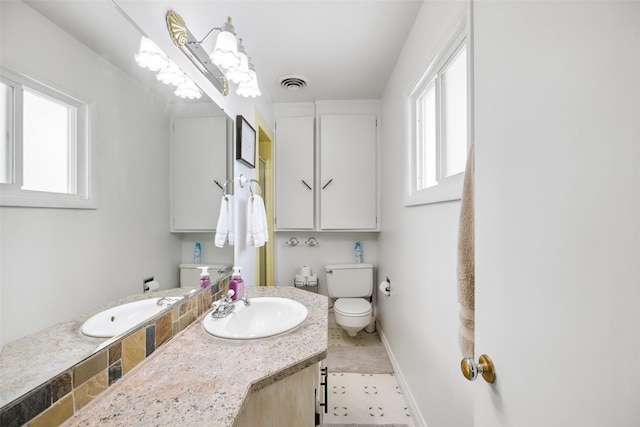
top-left (215, 179), bottom-right (234, 198)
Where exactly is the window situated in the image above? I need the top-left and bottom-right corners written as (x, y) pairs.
top-left (407, 16), bottom-right (471, 206)
top-left (1, 67), bottom-right (94, 208)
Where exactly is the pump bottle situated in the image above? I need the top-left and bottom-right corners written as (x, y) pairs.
top-left (198, 266), bottom-right (211, 289)
top-left (228, 267), bottom-right (244, 301)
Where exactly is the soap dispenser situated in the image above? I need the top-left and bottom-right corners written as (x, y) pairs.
top-left (198, 266), bottom-right (211, 289)
top-left (228, 267), bottom-right (244, 301)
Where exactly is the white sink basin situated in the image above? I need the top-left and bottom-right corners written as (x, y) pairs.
top-left (81, 297), bottom-right (179, 338)
top-left (202, 297), bottom-right (308, 340)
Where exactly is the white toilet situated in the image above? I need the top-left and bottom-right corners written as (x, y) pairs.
top-left (325, 263), bottom-right (374, 337)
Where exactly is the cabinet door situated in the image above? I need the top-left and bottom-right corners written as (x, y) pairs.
top-left (172, 117), bottom-right (227, 231)
top-left (320, 115), bottom-right (377, 230)
top-left (275, 116), bottom-right (315, 229)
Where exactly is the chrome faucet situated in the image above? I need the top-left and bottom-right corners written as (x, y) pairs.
top-left (210, 290), bottom-right (251, 318)
top-left (236, 296), bottom-right (251, 307)
top-left (156, 296), bottom-right (179, 306)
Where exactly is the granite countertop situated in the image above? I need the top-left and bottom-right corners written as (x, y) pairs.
top-left (63, 286), bottom-right (328, 427)
top-left (0, 287), bottom-right (196, 409)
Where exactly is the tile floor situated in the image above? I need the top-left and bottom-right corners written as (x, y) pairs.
top-left (322, 312), bottom-right (416, 427)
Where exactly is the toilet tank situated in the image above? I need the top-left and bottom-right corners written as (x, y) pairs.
top-left (325, 263), bottom-right (374, 298)
top-left (179, 263), bottom-right (228, 288)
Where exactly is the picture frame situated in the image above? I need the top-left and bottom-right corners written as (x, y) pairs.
top-left (236, 115), bottom-right (256, 168)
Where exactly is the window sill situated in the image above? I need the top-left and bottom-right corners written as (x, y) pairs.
top-left (404, 173), bottom-right (463, 207)
top-left (0, 187), bottom-right (96, 209)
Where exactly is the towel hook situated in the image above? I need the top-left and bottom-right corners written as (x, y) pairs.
top-left (238, 174), bottom-right (262, 197)
top-left (284, 237), bottom-right (299, 247)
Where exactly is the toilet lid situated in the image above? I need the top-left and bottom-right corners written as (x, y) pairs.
top-left (334, 298), bottom-right (372, 316)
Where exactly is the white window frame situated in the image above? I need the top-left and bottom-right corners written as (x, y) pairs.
top-left (406, 14), bottom-right (472, 206)
top-left (0, 66), bottom-right (95, 209)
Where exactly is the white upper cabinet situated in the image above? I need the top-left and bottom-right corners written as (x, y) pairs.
top-left (319, 114), bottom-right (377, 230)
top-left (274, 101), bottom-right (380, 232)
top-left (274, 116), bottom-right (315, 229)
top-left (171, 116), bottom-right (228, 232)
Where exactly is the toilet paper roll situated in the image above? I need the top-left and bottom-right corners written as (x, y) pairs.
top-left (307, 274), bottom-right (318, 286)
top-left (300, 265), bottom-right (311, 277)
top-left (146, 280), bottom-right (160, 292)
top-left (294, 274), bottom-right (307, 286)
top-left (379, 280), bottom-right (390, 296)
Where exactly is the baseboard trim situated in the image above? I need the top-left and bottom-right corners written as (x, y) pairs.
top-left (377, 324), bottom-right (429, 427)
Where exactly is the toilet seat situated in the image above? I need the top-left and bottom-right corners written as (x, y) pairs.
top-left (334, 298), bottom-right (372, 317)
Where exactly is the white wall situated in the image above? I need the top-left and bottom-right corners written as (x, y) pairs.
top-left (0, 2), bottom-right (181, 345)
top-left (377, 1), bottom-right (473, 426)
top-left (274, 232), bottom-right (379, 292)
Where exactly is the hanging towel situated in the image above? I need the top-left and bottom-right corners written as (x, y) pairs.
top-left (214, 196), bottom-right (234, 248)
top-left (457, 145), bottom-right (475, 359)
top-left (246, 194), bottom-right (268, 247)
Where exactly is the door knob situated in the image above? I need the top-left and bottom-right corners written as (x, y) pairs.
top-left (461, 354), bottom-right (496, 383)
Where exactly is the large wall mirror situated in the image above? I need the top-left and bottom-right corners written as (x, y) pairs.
top-left (0, 0), bottom-right (233, 408)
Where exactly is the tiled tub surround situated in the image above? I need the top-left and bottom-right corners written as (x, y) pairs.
top-left (0, 277), bottom-right (229, 427)
top-left (61, 286), bottom-right (328, 426)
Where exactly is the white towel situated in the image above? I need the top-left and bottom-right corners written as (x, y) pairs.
top-left (214, 196), bottom-right (234, 248)
top-left (246, 194), bottom-right (268, 247)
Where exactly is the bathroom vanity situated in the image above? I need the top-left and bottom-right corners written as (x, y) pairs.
top-left (63, 287), bottom-right (328, 426)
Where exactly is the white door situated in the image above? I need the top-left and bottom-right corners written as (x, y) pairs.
top-left (474, 1), bottom-right (640, 425)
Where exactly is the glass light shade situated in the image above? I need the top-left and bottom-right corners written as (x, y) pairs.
top-left (210, 20), bottom-right (240, 70)
top-left (175, 78), bottom-right (202, 99)
top-left (156, 60), bottom-right (186, 86)
top-left (135, 37), bottom-right (169, 71)
top-left (225, 44), bottom-right (251, 84)
top-left (236, 66), bottom-right (261, 98)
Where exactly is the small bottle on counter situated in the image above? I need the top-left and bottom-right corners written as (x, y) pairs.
top-left (198, 266), bottom-right (211, 289)
top-left (228, 266), bottom-right (244, 301)
top-left (194, 241), bottom-right (202, 264)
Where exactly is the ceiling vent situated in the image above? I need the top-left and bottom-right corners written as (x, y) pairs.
top-left (278, 75), bottom-right (308, 91)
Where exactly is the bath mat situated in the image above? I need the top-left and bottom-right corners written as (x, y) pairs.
top-left (326, 313), bottom-right (394, 374)
top-left (325, 344), bottom-right (393, 374)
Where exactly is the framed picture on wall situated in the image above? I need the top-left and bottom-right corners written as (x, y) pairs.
top-left (236, 115), bottom-right (256, 168)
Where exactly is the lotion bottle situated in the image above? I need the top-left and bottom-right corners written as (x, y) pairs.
top-left (228, 266), bottom-right (244, 301)
top-left (194, 241), bottom-right (202, 264)
top-left (355, 241), bottom-right (362, 263)
top-left (198, 266), bottom-right (211, 289)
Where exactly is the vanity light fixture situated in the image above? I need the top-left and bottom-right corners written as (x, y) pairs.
top-left (225, 39), bottom-right (251, 85)
top-left (166, 10), bottom-right (261, 98)
top-left (174, 78), bottom-right (203, 99)
top-left (236, 61), bottom-right (262, 98)
top-left (135, 36), bottom-right (202, 99)
top-left (134, 37), bottom-right (169, 71)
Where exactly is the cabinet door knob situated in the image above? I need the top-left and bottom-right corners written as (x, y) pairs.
top-left (322, 179), bottom-right (333, 189)
top-left (461, 354), bottom-right (496, 383)
top-left (301, 180), bottom-right (312, 190)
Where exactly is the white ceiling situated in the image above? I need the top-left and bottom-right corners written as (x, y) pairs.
top-left (24, 0), bottom-right (423, 103)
